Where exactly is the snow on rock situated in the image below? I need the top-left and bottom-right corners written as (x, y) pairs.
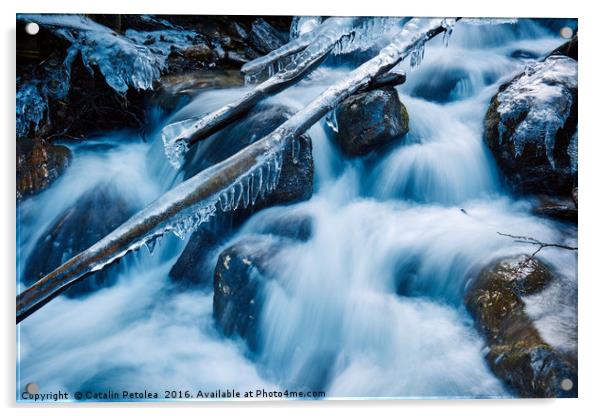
top-left (496, 55), bottom-right (577, 168)
top-left (485, 54), bottom-right (578, 196)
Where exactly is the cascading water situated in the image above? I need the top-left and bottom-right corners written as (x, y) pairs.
top-left (17, 19), bottom-right (576, 398)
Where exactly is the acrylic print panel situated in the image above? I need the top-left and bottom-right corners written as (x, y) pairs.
top-left (16, 14), bottom-right (578, 402)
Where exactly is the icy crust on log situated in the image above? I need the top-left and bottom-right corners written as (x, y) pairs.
top-left (162, 18), bottom-right (449, 168)
top-left (241, 17), bottom-right (360, 82)
top-left (241, 17), bottom-right (406, 82)
top-left (461, 18), bottom-right (519, 26)
top-left (162, 17), bottom-right (362, 168)
top-left (16, 136), bottom-right (287, 320)
top-left (19, 17), bottom-right (454, 321)
top-left (290, 17), bottom-right (323, 39)
top-left (496, 55), bottom-right (577, 170)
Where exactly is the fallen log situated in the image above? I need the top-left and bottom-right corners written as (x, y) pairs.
top-left (161, 17), bottom-right (360, 168)
top-left (17, 17), bottom-right (457, 323)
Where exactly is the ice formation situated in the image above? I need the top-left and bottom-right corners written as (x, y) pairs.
top-left (17, 138), bottom-right (286, 321)
top-left (496, 55), bottom-right (577, 169)
top-left (331, 17), bottom-right (405, 56)
top-left (290, 16), bottom-right (323, 39)
top-left (161, 17), bottom-right (441, 166)
top-left (16, 81), bottom-right (48, 138)
top-left (16, 14), bottom-right (194, 136)
top-left (19, 17), bottom-right (456, 320)
top-left (461, 18), bottom-right (519, 26)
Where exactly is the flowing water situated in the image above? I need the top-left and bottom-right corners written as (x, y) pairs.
top-left (17, 19), bottom-right (577, 399)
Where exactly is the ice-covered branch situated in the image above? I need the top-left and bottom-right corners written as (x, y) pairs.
top-left (17, 17), bottom-right (456, 323)
top-left (240, 17), bottom-right (347, 77)
top-left (162, 18), bottom-right (364, 168)
top-left (161, 17), bottom-right (432, 168)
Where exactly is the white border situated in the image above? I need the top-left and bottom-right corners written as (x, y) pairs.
top-left (2, 1), bottom-right (601, 415)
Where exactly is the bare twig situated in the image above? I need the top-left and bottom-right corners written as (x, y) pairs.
top-left (496, 231), bottom-right (577, 266)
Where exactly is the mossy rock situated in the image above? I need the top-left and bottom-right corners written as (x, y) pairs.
top-left (466, 255), bottom-right (577, 397)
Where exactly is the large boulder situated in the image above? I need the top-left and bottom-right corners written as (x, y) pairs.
top-left (465, 255), bottom-right (577, 397)
top-left (484, 54), bottom-right (577, 197)
top-left (333, 87), bottom-right (409, 156)
top-left (169, 105), bottom-right (313, 287)
top-left (16, 138), bottom-right (71, 200)
top-left (22, 183), bottom-right (136, 297)
top-left (213, 236), bottom-right (290, 351)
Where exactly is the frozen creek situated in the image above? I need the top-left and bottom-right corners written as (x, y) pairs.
top-left (17, 18), bottom-right (576, 399)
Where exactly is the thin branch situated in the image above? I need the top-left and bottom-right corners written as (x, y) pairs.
top-left (496, 231), bottom-right (577, 267)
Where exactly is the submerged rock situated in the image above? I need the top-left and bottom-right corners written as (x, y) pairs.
top-left (333, 87), bottom-right (409, 156)
top-left (22, 183), bottom-right (136, 297)
top-left (16, 138), bottom-right (71, 199)
top-left (213, 236), bottom-right (290, 351)
top-left (246, 211), bottom-right (314, 242)
top-left (465, 255), bottom-right (577, 397)
top-left (484, 54), bottom-right (577, 197)
top-left (169, 105), bottom-right (313, 287)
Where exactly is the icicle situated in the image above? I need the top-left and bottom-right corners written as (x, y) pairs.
top-left (325, 109), bottom-right (339, 133)
top-left (241, 175), bottom-right (251, 208)
top-left (219, 191), bottom-right (232, 212)
top-left (144, 238), bottom-right (157, 255)
top-left (442, 18), bottom-right (455, 47)
top-left (291, 137), bottom-right (302, 164)
top-left (161, 117), bottom-right (198, 169)
top-left (232, 182), bottom-right (243, 210)
top-left (409, 40), bottom-right (426, 69)
top-left (251, 169), bottom-right (263, 204)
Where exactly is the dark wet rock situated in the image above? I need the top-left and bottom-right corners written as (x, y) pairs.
top-left (169, 215), bottom-right (236, 288)
top-left (22, 183), bottom-right (137, 297)
top-left (484, 55), bottom-right (577, 197)
top-left (548, 35), bottom-right (578, 61)
top-left (182, 103), bottom-right (313, 203)
top-left (16, 138), bottom-right (71, 200)
top-left (334, 87), bottom-right (409, 157)
top-left (370, 71), bottom-right (406, 90)
top-left (166, 42), bottom-right (220, 74)
top-left (16, 14), bottom-right (291, 142)
top-left (249, 18), bottom-right (288, 54)
top-left (213, 236), bottom-right (290, 351)
top-left (532, 194), bottom-right (577, 222)
top-left (181, 43), bottom-right (215, 63)
top-left (572, 187), bottom-right (578, 207)
top-left (169, 104), bottom-right (313, 287)
top-left (465, 255), bottom-right (577, 397)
